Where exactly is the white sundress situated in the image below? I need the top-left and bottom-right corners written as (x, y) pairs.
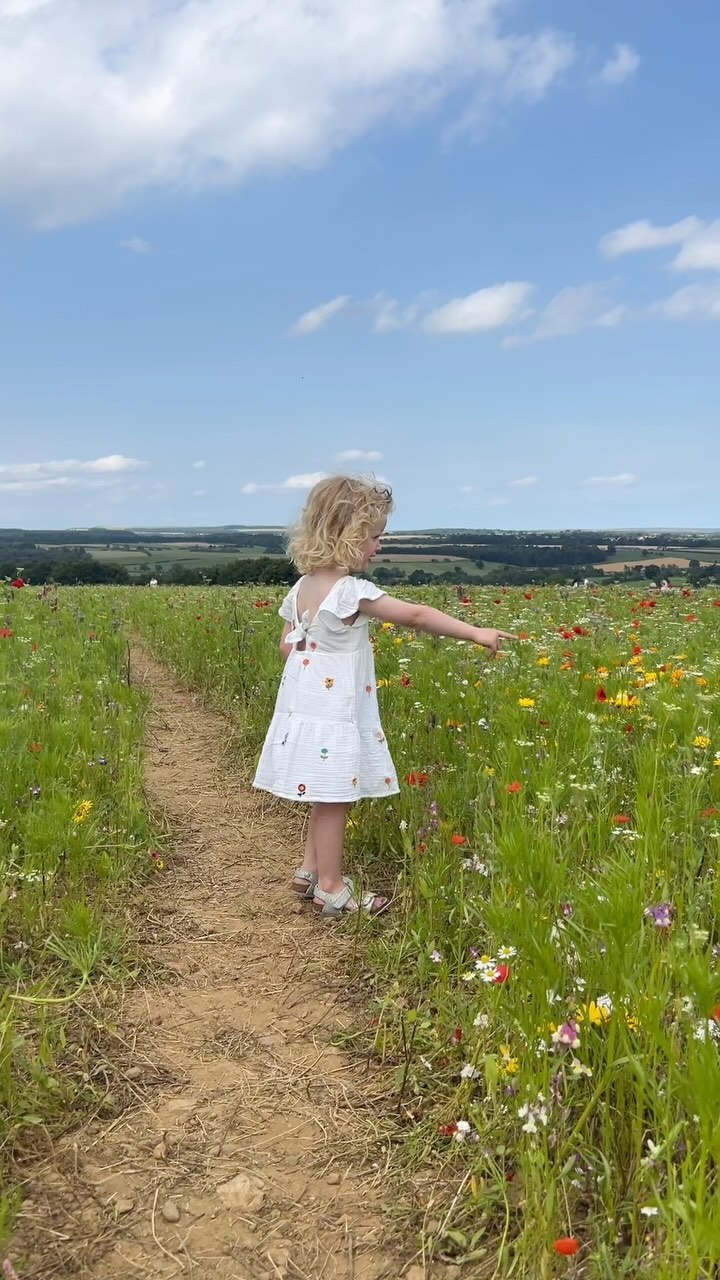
top-left (253, 575), bottom-right (400, 803)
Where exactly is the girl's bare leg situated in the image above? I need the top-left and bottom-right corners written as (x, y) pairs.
top-left (314, 802), bottom-right (350, 896)
top-left (299, 805), bottom-right (319, 874)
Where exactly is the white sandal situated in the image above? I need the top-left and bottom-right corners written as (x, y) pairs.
top-left (312, 880), bottom-right (389, 918)
top-left (291, 869), bottom-right (318, 900)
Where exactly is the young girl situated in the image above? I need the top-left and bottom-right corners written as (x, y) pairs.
top-left (253, 476), bottom-right (516, 917)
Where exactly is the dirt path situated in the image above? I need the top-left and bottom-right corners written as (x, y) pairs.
top-left (11, 646), bottom-right (419, 1280)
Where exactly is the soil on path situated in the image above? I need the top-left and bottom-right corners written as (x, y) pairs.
top-left (11, 645), bottom-right (421, 1280)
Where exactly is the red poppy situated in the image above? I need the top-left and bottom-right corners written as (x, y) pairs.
top-left (451, 1027), bottom-right (463, 1043)
top-left (460, 596), bottom-right (471, 606)
top-left (553, 1237), bottom-right (579, 1257)
top-left (701, 807), bottom-right (719, 820)
top-left (253, 600), bottom-right (270, 608)
top-left (0, 628), bottom-right (13, 638)
top-left (10, 578), bottom-right (25, 589)
top-left (400, 673), bottom-right (412, 687)
top-left (596, 687), bottom-right (608, 702)
top-left (492, 963), bottom-right (510, 984)
top-left (639, 600), bottom-right (656, 609)
top-left (685, 614), bottom-right (697, 622)
top-left (710, 1005), bottom-right (720, 1023)
top-left (493, 598), bottom-right (502, 605)
top-left (418, 842), bottom-right (427, 853)
top-left (506, 781), bottom-right (522, 793)
top-left (405, 771), bottom-right (429, 787)
top-left (451, 834), bottom-right (467, 846)
top-left (613, 814), bottom-right (631, 825)
top-left (573, 625), bottom-right (589, 637)
top-left (523, 592), bottom-right (533, 600)
top-left (539, 719), bottom-right (550, 727)
top-left (625, 723), bottom-right (635, 734)
top-left (632, 645), bottom-right (643, 656)
top-left (439, 1123), bottom-right (458, 1137)
top-left (28, 742), bottom-right (42, 753)
top-left (714, 601), bottom-right (720, 608)
top-left (682, 589), bottom-right (692, 598)
top-left (559, 628), bottom-right (574, 640)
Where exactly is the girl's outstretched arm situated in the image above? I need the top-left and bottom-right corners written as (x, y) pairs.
top-left (359, 594), bottom-right (517, 654)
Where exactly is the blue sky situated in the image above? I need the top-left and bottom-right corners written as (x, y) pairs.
top-left (1, 0), bottom-right (718, 532)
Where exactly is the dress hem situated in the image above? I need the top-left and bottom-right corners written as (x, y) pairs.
top-left (252, 782), bottom-right (400, 803)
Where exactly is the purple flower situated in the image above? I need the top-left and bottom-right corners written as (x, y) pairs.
top-left (645, 902), bottom-right (673, 929)
top-left (552, 1020), bottom-right (581, 1049)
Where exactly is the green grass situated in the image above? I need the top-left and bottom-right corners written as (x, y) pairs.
top-left (0, 585), bottom-right (156, 1248)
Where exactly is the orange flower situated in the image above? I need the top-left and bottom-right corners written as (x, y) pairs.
top-left (613, 814), bottom-right (631, 825)
top-left (553, 1237), bottom-right (579, 1256)
top-left (451, 835), bottom-right (467, 846)
top-left (506, 781), bottom-right (522, 793)
top-left (28, 742), bottom-right (42, 753)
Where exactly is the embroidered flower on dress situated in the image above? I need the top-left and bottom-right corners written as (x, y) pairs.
top-left (297, 783), bottom-right (307, 796)
top-left (325, 677), bottom-right (335, 689)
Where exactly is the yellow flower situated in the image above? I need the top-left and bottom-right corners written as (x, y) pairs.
top-left (484, 766), bottom-right (495, 777)
top-left (597, 666), bottom-right (609, 676)
top-left (73, 799), bottom-right (93, 825)
top-left (381, 622), bottom-right (395, 631)
top-left (643, 671), bottom-right (658, 684)
top-left (693, 735), bottom-right (711, 749)
top-left (393, 636), bottom-right (405, 646)
top-left (696, 677), bottom-right (709, 687)
top-left (577, 1001), bottom-right (611, 1027)
top-left (536, 656), bottom-right (550, 667)
top-left (376, 678), bottom-right (390, 688)
top-left (518, 697), bottom-right (536, 708)
top-left (499, 1045), bottom-right (520, 1075)
top-left (610, 692), bottom-right (639, 708)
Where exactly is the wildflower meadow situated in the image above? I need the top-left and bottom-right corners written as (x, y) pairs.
top-left (2, 580), bottom-right (719, 1277)
top-left (0, 585), bottom-right (152, 1242)
top-left (133, 582), bottom-right (720, 1277)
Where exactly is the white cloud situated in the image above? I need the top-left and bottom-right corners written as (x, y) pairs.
top-left (600, 217), bottom-right (703, 260)
top-left (0, 453), bottom-right (149, 494)
top-left (241, 471), bottom-right (327, 495)
top-left (192, 459), bottom-right (206, 469)
top-left (372, 296), bottom-right (421, 334)
top-left (336, 449), bottom-right (383, 462)
top-left (291, 296), bottom-right (350, 336)
top-left (671, 220), bottom-right (720, 272)
top-left (654, 283), bottom-right (720, 322)
top-left (504, 283), bottom-right (626, 346)
top-left (423, 282), bottom-right (534, 334)
top-left (120, 236), bottom-right (151, 254)
top-left (597, 42), bottom-right (639, 86)
top-left (585, 473), bottom-right (636, 486)
top-left (0, 1), bottom-right (575, 227)
top-left (507, 475), bottom-right (538, 487)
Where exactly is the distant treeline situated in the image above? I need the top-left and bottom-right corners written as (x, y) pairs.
top-left (0, 528), bottom-right (285, 552)
top-left (381, 539), bottom-right (607, 567)
top-left (1, 553), bottom-right (297, 587)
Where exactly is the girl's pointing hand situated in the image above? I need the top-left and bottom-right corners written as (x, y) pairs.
top-left (474, 628), bottom-right (518, 655)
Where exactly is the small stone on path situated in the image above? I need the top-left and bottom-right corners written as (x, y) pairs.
top-left (114, 1197), bottom-right (135, 1216)
top-left (216, 1171), bottom-right (266, 1213)
top-left (161, 1200), bottom-right (181, 1224)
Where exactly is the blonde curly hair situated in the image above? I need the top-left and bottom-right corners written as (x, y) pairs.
top-left (287, 475), bottom-right (394, 574)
